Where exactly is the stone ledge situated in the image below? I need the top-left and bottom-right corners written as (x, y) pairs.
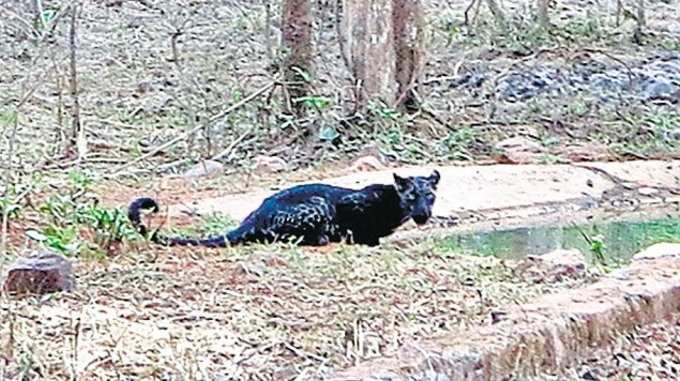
top-left (328, 244), bottom-right (680, 381)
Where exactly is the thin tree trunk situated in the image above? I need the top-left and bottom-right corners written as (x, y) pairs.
top-left (393, 0), bottom-right (424, 110)
top-left (264, 1), bottom-right (273, 62)
top-left (68, 1), bottom-right (85, 160)
top-left (485, 0), bottom-right (506, 30)
top-left (633, 0), bottom-right (645, 44)
top-left (343, 0), bottom-right (396, 110)
top-left (537, 0), bottom-right (549, 30)
top-left (281, 0), bottom-right (313, 116)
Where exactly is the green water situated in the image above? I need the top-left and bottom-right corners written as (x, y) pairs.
top-left (436, 217), bottom-right (680, 262)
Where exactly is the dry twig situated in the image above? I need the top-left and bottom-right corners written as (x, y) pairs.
top-left (107, 81), bottom-right (277, 177)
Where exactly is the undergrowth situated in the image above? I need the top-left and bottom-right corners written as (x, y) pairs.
top-left (22, 170), bottom-right (140, 259)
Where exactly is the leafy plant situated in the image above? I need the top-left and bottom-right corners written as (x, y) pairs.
top-left (79, 203), bottom-right (140, 252)
top-left (575, 227), bottom-right (619, 272)
top-left (295, 95), bottom-right (332, 110)
top-left (32, 169), bottom-right (139, 258)
top-left (367, 100), bottom-right (401, 122)
top-left (0, 195), bottom-right (22, 220)
top-left (28, 226), bottom-right (79, 256)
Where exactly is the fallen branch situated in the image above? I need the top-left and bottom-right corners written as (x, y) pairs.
top-left (107, 81), bottom-right (277, 177)
top-left (210, 129), bottom-right (251, 162)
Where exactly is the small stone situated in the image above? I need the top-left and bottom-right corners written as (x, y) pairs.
top-left (136, 80), bottom-right (153, 94)
top-left (272, 366), bottom-right (298, 381)
top-left (664, 128), bottom-right (680, 143)
top-left (633, 243), bottom-right (680, 261)
top-left (3, 251), bottom-right (74, 296)
top-left (254, 155), bottom-right (287, 173)
top-left (642, 77), bottom-right (674, 100)
top-left (638, 187), bottom-right (659, 196)
top-left (182, 160), bottom-right (224, 179)
top-left (490, 310), bottom-right (508, 324)
top-left (494, 136), bottom-right (545, 164)
top-left (523, 249), bottom-right (586, 283)
top-left (350, 155), bottom-right (385, 172)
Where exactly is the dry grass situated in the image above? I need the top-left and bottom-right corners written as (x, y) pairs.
top-left (0, 238), bottom-right (597, 380)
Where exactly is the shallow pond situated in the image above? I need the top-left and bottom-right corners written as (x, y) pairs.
top-left (437, 216), bottom-right (680, 263)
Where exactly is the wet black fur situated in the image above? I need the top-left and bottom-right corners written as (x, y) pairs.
top-left (128, 170), bottom-right (440, 247)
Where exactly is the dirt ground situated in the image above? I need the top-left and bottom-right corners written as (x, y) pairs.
top-left (94, 159), bottom-right (680, 241)
top-left (1, 159), bottom-right (678, 380)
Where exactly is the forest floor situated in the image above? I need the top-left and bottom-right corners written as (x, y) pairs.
top-left (1, 0), bottom-right (680, 379)
top-left (1, 159), bottom-right (679, 380)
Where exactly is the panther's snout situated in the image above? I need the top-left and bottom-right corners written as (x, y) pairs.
top-left (412, 213), bottom-right (431, 225)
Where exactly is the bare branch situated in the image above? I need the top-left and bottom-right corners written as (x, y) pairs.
top-left (107, 82), bottom-right (277, 178)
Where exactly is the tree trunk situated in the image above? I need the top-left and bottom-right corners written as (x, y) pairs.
top-left (537, 0), bottom-right (550, 30)
top-left (68, 2), bottom-right (85, 160)
top-left (281, 0), bottom-right (313, 116)
top-left (485, 0), bottom-right (506, 30)
top-left (343, 0), bottom-right (397, 110)
top-left (393, 0), bottom-right (424, 110)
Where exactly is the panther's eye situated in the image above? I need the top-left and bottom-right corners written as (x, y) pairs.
top-left (426, 193), bottom-right (435, 201)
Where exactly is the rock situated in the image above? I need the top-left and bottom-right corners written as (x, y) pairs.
top-left (182, 160), bottom-right (224, 179)
top-left (563, 142), bottom-right (613, 162)
top-left (497, 72), bottom-right (549, 102)
top-left (663, 128), bottom-right (680, 143)
top-left (521, 249), bottom-right (586, 283)
top-left (494, 136), bottom-right (545, 164)
top-left (136, 80), bottom-right (153, 94)
top-left (253, 155), bottom-right (287, 173)
top-left (638, 187), bottom-right (659, 196)
top-left (641, 76), bottom-right (674, 101)
top-left (350, 155), bottom-right (385, 172)
top-left (3, 251), bottom-right (74, 295)
top-left (633, 243), bottom-right (680, 261)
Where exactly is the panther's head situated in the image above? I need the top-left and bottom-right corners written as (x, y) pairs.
top-left (393, 170), bottom-right (441, 225)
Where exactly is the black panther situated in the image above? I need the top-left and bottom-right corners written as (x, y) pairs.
top-left (128, 170), bottom-right (440, 247)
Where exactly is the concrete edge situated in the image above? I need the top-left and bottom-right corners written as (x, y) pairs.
top-left (327, 245), bottom-right (680, 381)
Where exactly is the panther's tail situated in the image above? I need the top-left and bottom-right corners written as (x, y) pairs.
top-left (127, 197), bottom-right (228, 247)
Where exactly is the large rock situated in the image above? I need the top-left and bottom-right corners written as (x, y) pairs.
top-left (2, 251), bottom-right (74, 295)
top-left (633, 243), bottom-right (680, 261)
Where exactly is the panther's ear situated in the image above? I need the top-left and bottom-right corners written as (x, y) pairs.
top-left (428, 170), bottom-right (441, 188)
top-left (393, 173), bottom-right (411, 192)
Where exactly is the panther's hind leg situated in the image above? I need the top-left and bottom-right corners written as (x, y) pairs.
top-left (268, 197), bottom-right (336, 246)
top-left (300, 232), bottom-right (329, 246)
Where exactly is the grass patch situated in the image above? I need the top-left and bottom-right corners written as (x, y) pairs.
top-left (0, 233), bottom-right (596, 379)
